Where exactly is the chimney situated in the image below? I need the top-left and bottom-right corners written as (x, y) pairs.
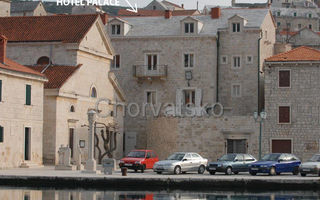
top-left (231, 0), bottom-right (236, 7)
top-left (0, 35), bottom-right (7, 64)
top-left (100, 13), bottom-right (108, 25)
top-left (181, 4), bottom-right (184, 8)
top-left (211, 7), bottom-right (221, 19)
top-left (165, 10), bottom-right (172, 19)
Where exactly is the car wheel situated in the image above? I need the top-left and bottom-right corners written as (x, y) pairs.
top-left (301, 173), bottom-right (306, 177)
top-left (276, 172), bottom-right (281, 175)
top-left (141, 165), bottom-right (146, 173)
top-left (182, 171), bottom-right (187, 174)
top-left (157, 172), bottom-right (162, 174)
top-left (233, 171), bottom-right (239, 175)
top-left (198, 165), bottom-right (206, 174)
top-left (269, 167), bottom-right (276, 176)
top-left (293, 167), bottom-right (299, 175)
top-left (209, 171), bottom-right (216, 175)
top-left (250, 171), bottom-right (257, 176)
top-left (174, 166), bottom-right (181, 175)
top-left (225, 167), bottom-right (232, 175)
top-left (134, 169), bottom-right (138, 172)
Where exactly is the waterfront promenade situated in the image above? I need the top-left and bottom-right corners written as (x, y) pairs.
top-left (0, 167), bottom-right (319, 190)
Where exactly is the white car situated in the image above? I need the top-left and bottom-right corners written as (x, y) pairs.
top-left (299, 154), bottom-right (320, 176)
top-left (153, 152), bottom-right (208, 174)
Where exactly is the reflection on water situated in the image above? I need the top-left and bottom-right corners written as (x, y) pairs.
top-left (1, 188), bottom-right (320, 200)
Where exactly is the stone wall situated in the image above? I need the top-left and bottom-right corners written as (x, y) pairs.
top-left (146, 116), bottom-right (260, 161)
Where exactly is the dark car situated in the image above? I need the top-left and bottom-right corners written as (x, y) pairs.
top-left (206, 154), bottom-right (257, 175)
top-left (249, 153), bottom-right (301, 176)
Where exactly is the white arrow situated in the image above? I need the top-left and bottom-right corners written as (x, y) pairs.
top-left (125, 0), bottom-right (138, 13)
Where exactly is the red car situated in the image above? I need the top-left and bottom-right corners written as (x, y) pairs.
top-left (119, 150), bottom-right (159, 173)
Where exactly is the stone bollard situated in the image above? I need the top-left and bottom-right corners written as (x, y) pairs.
top-left (121, 167), bottom-right (128, 176)
top-left (102, 158), bottom-right (116, 175)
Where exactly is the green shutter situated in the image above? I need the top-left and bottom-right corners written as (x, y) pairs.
top-left (0, 126), bottom-right (3, 143)
top-left (0, 80), bottom-right (2, 102)
top-left (26, 85), bottom-right (31, 105)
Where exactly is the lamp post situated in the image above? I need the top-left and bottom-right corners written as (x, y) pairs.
top-left (253, 111), bottom-right (267, 160)
top-left (84, 109), bottom-right (97, 173)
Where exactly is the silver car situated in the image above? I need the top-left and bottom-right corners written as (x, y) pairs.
top-left (153, 152), bottom-right (208, 174)
top-left (299, 154), bottom-right (320, 176)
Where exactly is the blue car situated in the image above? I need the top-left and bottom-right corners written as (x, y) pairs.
top-left (249, 153), bottom-right (301, 176)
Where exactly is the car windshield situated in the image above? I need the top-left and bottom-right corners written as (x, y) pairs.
top-left (309, 155), bottom-right (320, 162)
top-left (167, 153), bottom-right (185, 161)
top-left (219, 154), bottom-right (236, 161)
top-left (127, 151), bottom-right (145, 158)
top-left (261, 154), bottom-right (280, 161)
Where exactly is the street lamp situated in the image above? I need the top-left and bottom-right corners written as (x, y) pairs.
top-left (253, 110), bottom-right (267, 160)
top-left (84, 109), bottom-right (97, 173)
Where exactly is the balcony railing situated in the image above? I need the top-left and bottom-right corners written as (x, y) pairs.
top-left (133, 65), bottom-right (168, 80)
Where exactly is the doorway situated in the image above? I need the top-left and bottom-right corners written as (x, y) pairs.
top-left (24, 127), bottom-right (31, 161)
top-left (227, 139), bottom-right (247, 154)
top-left (69, 128), bottom-right (74, 158)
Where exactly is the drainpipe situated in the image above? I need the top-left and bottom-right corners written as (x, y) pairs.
top-left (257, 33), bottom-right (262, 114)
top-left (216, 31), bottom-right (220, 103)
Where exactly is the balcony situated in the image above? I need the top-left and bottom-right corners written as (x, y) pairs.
top-left (133, 65), bottom-right (168, 80)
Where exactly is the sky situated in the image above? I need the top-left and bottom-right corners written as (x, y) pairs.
top-left (121, 0), bottom-right (269, 9)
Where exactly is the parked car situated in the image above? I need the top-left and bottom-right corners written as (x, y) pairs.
top-left (249, 153), bottom-right (301, 176)
top-left (119, 149), bottom-right (159, 173)
top-left (299, 154), bottom-right (320, 176)
top-left (153, 152), bottom-right (208, 174)
top-left (206, 153), bottom-right (257, 175)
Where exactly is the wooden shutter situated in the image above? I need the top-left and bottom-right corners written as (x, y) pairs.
top-left (176, 89), bottom-right (182, 116)
top-left (279, 106), bottom-right (290, 123)
top-left (26, 85), bottom-right (31, 105)
top-left (116, 55), bottom-right (120, 68)
top-left (0, 126), bottom-right (3, 143)
top-left (0, 80), bottom-right (2, 102)
top-left (272, 140), bottom-right (292, 153)
top-left (279, 70), bottom-right (290, 87)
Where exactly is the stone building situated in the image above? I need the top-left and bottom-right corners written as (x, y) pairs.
top-left (0, 14), bottom-right (125, 165)
top-left (10, 1), bottom-right (47, 16)
top-left (107, 8), bottom-right (275, 160)
top-left (0, 0), bottom-right (10, 16)
top-left (278, 27), bottom-right (320, 49)
top-left (144, 0), bottom-right (185, 11)
top-left (271, 0), bottom-right (317, 8)
top-left (264, 46), bottom-right (320, 161)
top-left (0, 35), bottom-right (47, 169)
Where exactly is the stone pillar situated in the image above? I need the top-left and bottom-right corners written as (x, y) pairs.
top-left (83, 110), bottom-right (98, 173)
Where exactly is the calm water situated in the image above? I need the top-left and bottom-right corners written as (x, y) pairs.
top-left (2, 188), bottom-right (320, 200)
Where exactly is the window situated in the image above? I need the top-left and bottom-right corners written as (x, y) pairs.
top-left (0, 80), bottom-right (2, 102)
top-left (184, 54), bottom-right (194, 68)
top-left (279, 70), bottom-right (290, 87)
top-left (70, 105), bottom-right (75, 112)
top-left (37, 56), bottom-right (50, 65)
top-left (309, 24), bottom-right (312, 29)
top-left (112, 55), bottom-right (120, 69)
top-left (232, 23), bottom-right (240, 32)
top-left (235, 154), bottom-right (244, 161)
top-left (309, 13), bottom-right (312, 18)
top-left (0, 126), bottom-right (3, 143)
top-left (277, 11), bottom-right (280, 16)
top-left (286, 23), bottom-right (291, 28)
top-left (293, 12), bottom-right (297, 17)
top-left (146, 54), bottom-right (157, 70)
top-left (146, 91), bottom-right (156, 105)
top-left (233, 56), bottom-right (241, 68)
top-left (151, 152), bottom-right (156, 158)
top-left (246, 56), bottom-right (253, 64)
top-left (277, 22), bottom-right (281, 27)
top-left (91, 87), bottom-right (97, 98)
top-left (279, 106), bottom-right (290, 123)
top-left (184, 23), bottom-right (194, 33)
top-left (153, 5), bottom-right (156, 10)
top-left (232, 84), bottom-right (241, 97)
top-left (183, 90), bottom-right (195, 105)
top-left (221, 56), bottom-right (227, 64)
top-left (26, 85), bottom-right (31, 105)
top-left (298, 24), bottom-right (302, 29)
top-left (244, 154), bottom-right (255, 161)
top-left (111, 24), bottom-right (121, 35)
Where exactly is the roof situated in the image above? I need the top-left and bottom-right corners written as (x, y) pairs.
top-left (279, 30), bottom-right (298, 36)
top-left (0, 59), bottom-right (45, 78)
top-left (111, 8), bottom-right (270, 37)
top-left (10, 1), bottom-right (40, 13)
top-left (161, 0), bottom-right (183, 9)
top-left (29, 65), bottom-right (81, 89)
top-left (0, 14), bottom-right (99, 43)
top-left (265, 46), bottom-right (320, 62)
top-left (117, 9), bottom-right (199, 17)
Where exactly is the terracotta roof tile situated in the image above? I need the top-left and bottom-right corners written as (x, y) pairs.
top-left (279, 30), bottom-right (298, 36)
top-left (265, 46), bottom-right (320, 62)
top-left (0, 14), bottom-right (98, 43)
top-left (0, 59), bottom-right (45, 78)
top-left (117, 9), bottom-right (199, 17)
top-left (28, 65), bottom-right (81, 89)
